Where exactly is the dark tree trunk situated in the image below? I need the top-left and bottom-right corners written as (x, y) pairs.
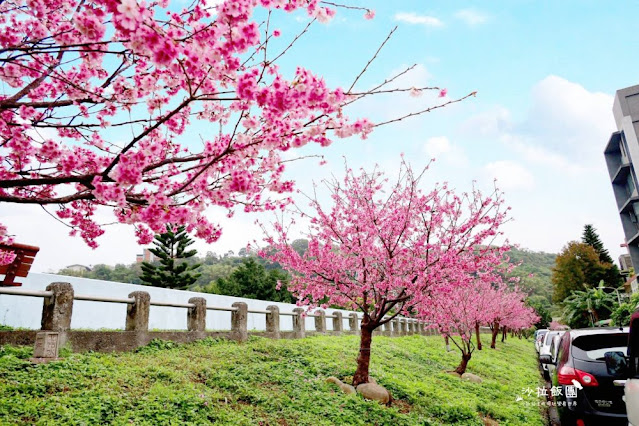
top-left (475, 322), bottom-right (482, 350)
top-left (502, 326), bottom-right (507, 342)
top-left (490, 320), bottom-right (499, 349)
top-left (352, 322), bottom-right (375, 387)
top-left (455, 352), bottom-right (472, 375)
top-left (444, 335), bottom-right (451, 351)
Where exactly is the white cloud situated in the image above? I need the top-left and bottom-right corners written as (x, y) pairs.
top-left (394, 12), bottom-right (444, 28)
top-left (482, 161), bottom-right (534, 190)
top-left (461, 76), bottom-right (615, 173)
top-left (454, 9), bottom-right (489, 26)
top-left (461, 106), bottom-right (511, 137)
top-left (423, 136), bottom-right (468, 166)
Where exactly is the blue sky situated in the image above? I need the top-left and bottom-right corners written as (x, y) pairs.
top-left (6, 1), bottom-right (638, 271)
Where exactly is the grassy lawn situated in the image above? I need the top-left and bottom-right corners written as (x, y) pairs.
top-left (0, 334), bottom-right (545, 425)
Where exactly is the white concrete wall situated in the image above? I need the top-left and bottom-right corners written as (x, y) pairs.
top-left (0, 273), bottom-right (361, 331)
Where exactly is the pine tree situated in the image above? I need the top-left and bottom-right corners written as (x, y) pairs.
top-left (140, 225), bottom-right (201, 290)
top-left (582, 224), bottom-right (614, 263)
top-left (581, 224), bottom-right (622, 287)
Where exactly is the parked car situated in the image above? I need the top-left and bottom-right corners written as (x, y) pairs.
top-left (541, 327), bottom-right (629, 425)
top-left (535, 329), bottom-right (549, 353)
top-left (539, 330), bottom-right (564, 379)
top-left (547, 332), bottom-right (566, 378)
top-left (606, 310), bottom-right (639, 426)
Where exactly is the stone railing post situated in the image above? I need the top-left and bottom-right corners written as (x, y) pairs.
top-left (411, 321), bottom-right (417, 334)
top-left (266, 305), bottom-right (280, 339)
top-left (231, 302), bottom-right (248, 342)
top-left (400, 318), bottom-right (407, 335)
top-left (293, 308), bottom-right (306, 339)
top-left (332, 311), bottom-right (343, 334)
top-left (126, 291), bottom-right (150, 332)
top-left (392, 319), bottom-right (400, 336)
top-left (384, 320), bottom-right (392, 335)
top-left (41, 282), bottom-right (74, 332)
top-left (187, 297), bottom-right (207, 332)
top-left (349, 313), bottom-right (359, 333)
top-left (314, 309), bottom-right (326, 333)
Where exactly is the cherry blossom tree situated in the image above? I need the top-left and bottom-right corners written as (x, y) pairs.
top-left (424, 266), bottom-right (537, 374)
top-left (500, 295), bottom-right (539, 337)
top-left (0, 0), bottom-right (471, 264)
top-left (488, 285), bottom-right (536, 349)
top-left (420, 255), bottom-right (511, 374)
top-left (262, 160), bottom-right (509, 386)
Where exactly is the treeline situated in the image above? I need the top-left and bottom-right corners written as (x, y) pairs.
top-left (56, 245), bottom-right (301, 303)
top-left (57, 242), bottom-right (557, 311)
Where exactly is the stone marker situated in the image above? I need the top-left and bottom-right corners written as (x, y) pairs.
top-left (31, 331), bottom-right (60, 363)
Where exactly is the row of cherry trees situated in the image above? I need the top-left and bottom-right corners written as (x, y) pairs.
top-left (263, 160), bottom-right (537, 385)
top-left (425, 277), bottom-right (538, 374)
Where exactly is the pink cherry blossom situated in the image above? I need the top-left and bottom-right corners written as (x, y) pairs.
top-left (0, 0), bottom-right (463, 264)
top-left (262, 159), bottom-right (510, 385)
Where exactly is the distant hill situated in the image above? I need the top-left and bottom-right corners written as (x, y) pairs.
top-left (507, 247), bottom-right (557, 305)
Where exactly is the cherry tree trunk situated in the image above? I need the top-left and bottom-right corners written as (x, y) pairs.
top-left (455, 353), bottom-right (472, 375)
top-left (352, 323), bottom-right (375, 387)
top-left (490, 321), bottom-right (500, 349)
top-left (502, 326), bottom-right (507, 342)
top-left (475, 322), bottom-right (482, 350)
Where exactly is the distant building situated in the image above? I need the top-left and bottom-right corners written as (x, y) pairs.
top-left (625, 274), bottom-right (638, 295)
top-left (136, 248), bottom-right (156, 263)
top-left (65, 264), bottom-right (91, 272)
top-left (604, 84), bottom-right (639, 286)
top-left (619, 253), bottom-right (633, 273)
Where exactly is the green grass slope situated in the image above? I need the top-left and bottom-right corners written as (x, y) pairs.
top-left (0, 335), bottom-right (544, 425)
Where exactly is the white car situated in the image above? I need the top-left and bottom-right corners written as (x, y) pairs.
top-left (546, 333), bottom-right (564, 378)
top-left (535, 329), bottom-right (548, 353)
top-left (539, 330), bottom-right (565, 379)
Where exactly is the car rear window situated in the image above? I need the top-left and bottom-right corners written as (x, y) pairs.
top-left (572, 332), bottom-right (629, 361)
